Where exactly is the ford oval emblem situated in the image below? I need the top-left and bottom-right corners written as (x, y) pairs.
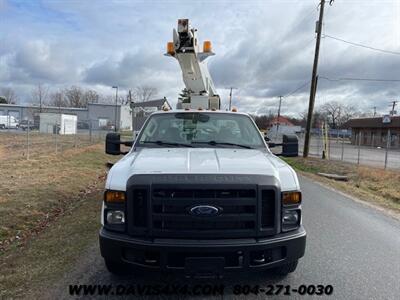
top-left (189, 205), bottom-right (221, 217)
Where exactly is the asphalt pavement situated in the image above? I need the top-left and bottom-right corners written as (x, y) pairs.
top-left (48, 176), bottom-right (400, 299)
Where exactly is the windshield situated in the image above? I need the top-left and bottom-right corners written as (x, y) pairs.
top-left (137, 112), bottom-right (265, 148)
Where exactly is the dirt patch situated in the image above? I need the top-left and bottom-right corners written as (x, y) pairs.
top-left (0, 145), bottom-right (6, 159)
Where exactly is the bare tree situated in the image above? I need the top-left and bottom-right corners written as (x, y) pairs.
top-left (48, 90), bottom-right (67, 107)
top-left (132, 86), bottom-right (158, 102)
top-left (320, 101), bottom-right (356, 129)
top-left (83, 89), bottom-right (99, 104)
top-left (31, 84), bottom-right (49, 111)
top-left (63, 86), bottom-right (85, 107)
top-left (1, 87), bottom-right (18, 104)
top-left (300, 110), bottom-right (326, 128)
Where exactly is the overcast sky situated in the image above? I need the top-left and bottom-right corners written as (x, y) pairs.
top-left (1, 0), bottom-right (399, 117)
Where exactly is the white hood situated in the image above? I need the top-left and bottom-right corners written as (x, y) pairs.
top-left (106, 148), bottom-right (299, 192)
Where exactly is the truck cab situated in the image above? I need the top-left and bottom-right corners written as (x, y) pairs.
top-left (100, 110), bottom-right (306, 277)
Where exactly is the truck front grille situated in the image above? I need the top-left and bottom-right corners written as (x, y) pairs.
top-left (150, 186), bottom-right (259, 238)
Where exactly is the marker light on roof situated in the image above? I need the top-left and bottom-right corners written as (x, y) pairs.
top-left (231, 107), bottom-right (238, 112)
top-left (167, 42), bottom-right (175, 55)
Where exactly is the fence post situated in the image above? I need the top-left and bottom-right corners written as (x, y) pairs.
top-left (89, 120), bottom-right (92, 143)
top-left (384, 129), bottom-right (390, 169)
top-left (341, 131), bottom-right (344, 161)
top-left (55, 122), bottom-right (58, 154)
top-left (26, 122), bottom-right (30, 160)
top-left (371, 132), bottom-right (375, 148)
top-left (74, 129), bottom-right (77, 149)
top-left (357, 131), bottom-right (361, 165)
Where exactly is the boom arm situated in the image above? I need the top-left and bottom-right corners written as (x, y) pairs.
top-left (165, 19), bottom-right (220, 110)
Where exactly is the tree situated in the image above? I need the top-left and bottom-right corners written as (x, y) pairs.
top-left (0, 96), bottom-right (7, 104)
top-left (300, 110), bottom-right (325, 128)
top-left (250, 111), bottom-right (274, 130)
top-left (320, 101), bottom-right (356, 129)
top-left (1, 87), bottom-right (18, 104)
top-left (31, 84), bottom-right (49, 111)
top-left (178, 88), bottom-right (190, 104)
top-left (132, 86), bottom-right (157, 102)
top-left (48, 90), bottom-right (67, 107)
top-left (83, 89), bottom-right (99, 104)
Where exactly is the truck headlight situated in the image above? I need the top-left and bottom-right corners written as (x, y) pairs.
top-left (282, 210), bottom-right (299, 225)
top-left (106, 210), bottom-right (125, 224)
top-left (282, 209), bottom-right (300, 232)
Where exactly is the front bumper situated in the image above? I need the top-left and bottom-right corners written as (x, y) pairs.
top-left (99, 226), bottom-right (306, 275)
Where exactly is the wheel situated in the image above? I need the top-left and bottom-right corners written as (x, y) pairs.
top-left (104, 259), bottom-right (132, 276)
top-left (273, 260), bottom-right (298, 276)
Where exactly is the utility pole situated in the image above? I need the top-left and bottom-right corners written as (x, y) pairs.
top-left (276, 96), bottom-right (283, 139)
top-left (112, 86), bottom-right (118, 132)
top-left (389, 100), bottom-right (397, 115)
top-left (303, 0), bottom-right (328, 158)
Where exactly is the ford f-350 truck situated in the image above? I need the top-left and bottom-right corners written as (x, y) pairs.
top-left (100, 110), bottom-right (306, 277)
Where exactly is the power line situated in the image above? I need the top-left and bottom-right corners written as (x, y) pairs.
top-left (284, 80), bottom-right (311, 98)
top-left (320, 76), bottom-right (400, 82)
top-left (323, 34), bottom-right (400, 56)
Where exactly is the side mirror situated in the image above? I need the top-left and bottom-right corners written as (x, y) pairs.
top-left (281, 134), bottom-right (298, 157)
top-left (105, 133), bottom-right (121, 155)
top-left (264, 136), bottom-right (271, 142)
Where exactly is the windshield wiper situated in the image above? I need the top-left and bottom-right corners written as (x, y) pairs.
top-left (191, 141), bottom-right (253, 149)
top-left (143, 140), bottom-right (194, 147)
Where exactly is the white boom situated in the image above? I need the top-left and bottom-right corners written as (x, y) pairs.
top-left (165, 19), bottom-right (220, 110)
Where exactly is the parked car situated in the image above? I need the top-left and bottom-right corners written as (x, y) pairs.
top-left (19, 120), bottom-right (38, 131)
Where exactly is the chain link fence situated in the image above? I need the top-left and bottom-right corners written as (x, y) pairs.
top-left (0, 119), bottom-right (118, 160)
top-left (296, 132), bottom-right (400, 170)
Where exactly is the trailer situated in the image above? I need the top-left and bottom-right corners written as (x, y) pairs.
top-left (39, 113), bottom-right (77, 135)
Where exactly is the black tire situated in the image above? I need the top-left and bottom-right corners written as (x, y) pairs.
top-left (104, 259), bottom-right (132, 276)
top-left (273, 260), bottom-right (298, 276)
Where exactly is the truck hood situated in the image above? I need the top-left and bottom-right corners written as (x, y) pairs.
top-left (106, 148), bottom-right (300, 191)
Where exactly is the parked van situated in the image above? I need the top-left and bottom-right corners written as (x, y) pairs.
top-left (0, 115), bottom-right (19, 129)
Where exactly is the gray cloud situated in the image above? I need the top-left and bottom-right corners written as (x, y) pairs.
top-left (0, 0), bottom-right (399, 116)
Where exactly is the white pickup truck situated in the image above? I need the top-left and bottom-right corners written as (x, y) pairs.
top-left (100, 110), bottom-right (306, 278)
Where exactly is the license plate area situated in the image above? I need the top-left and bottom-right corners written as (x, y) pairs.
top-left (185, 257), bottom-right (225, 278)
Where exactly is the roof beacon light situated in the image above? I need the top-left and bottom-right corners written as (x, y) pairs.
top-left (167, 42), bottom-right (175, 55)
top-left (203, 41), bottom-right (212, 53)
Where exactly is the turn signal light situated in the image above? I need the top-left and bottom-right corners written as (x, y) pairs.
top-left (282, 191), bottom-right (301, 205)
top-left (105, 190), bottom-right (126, 203)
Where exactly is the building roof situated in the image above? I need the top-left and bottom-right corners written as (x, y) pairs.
top-left (270, 116), bottom-right (294, 126)
top-left (131, 98), bottom-right (171, 109)
top-left (344, 116), bottom-right (400, 129)
top-left (0, 103), bottom-right (87, 111)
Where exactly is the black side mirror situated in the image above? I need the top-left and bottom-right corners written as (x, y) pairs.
top-left (264, 136), bottom-right (271, 142)
top-left (106, 133), bottom-right (121, 155)
top-left (281, 134), bottom-right (298, 157)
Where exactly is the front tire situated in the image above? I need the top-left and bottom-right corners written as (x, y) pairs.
top-left (273, 260), bottom-right (298, 276)
top-left (104, 259), bottom-right (132, 276)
